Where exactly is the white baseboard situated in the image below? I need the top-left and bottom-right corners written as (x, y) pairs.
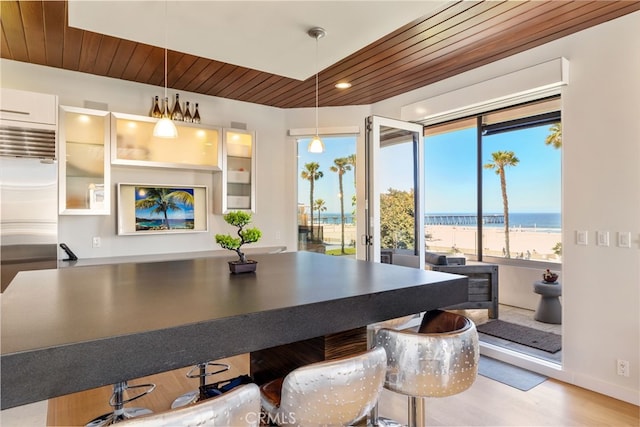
top-left (570, 372), bottom-right (640, 406)
top-left (480, 342), bottom-right (639, 405)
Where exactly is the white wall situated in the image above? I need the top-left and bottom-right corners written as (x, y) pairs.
top-left (0, 61), bottom-right (297, 259)
top-left (372, 11), bottom-right (640, 404)
top-left (498, 265), bottom-right (562, 311)
top-left (1, 10), bottom-right (638, 405)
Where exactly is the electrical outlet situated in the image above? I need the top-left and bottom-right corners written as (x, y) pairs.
top-left (617, 359), bottom-right (630, 377)
top-left (92, 237), bottom-right (101, 248)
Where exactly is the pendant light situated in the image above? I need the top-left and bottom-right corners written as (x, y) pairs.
top-left (307, 27), bottom-right (326, 153)
top-left (153, 1), bottom-right (178, 139)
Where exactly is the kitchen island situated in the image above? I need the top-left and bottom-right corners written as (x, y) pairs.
top-left (1, 251), bottom-right (467, 409)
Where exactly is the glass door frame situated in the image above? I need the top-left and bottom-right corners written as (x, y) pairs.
top-left (364, 115), bottom-right (425, 269)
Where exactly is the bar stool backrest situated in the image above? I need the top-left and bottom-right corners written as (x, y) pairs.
top-left (117, 383), bottom-right (261, 426)
top-left (376, 312), bottom-right (479, 398)
top-left (277, 346), bottom-right (387, 425)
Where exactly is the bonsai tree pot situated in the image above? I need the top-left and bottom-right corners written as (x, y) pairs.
top-left (228, 260), bottom-right (258, 274)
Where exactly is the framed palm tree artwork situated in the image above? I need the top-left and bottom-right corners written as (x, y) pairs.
top-left (117, 183), bottom-right (208, 235)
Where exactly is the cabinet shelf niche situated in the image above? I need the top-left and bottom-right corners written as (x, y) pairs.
top-left (111, 113), bottom-right (221, 171)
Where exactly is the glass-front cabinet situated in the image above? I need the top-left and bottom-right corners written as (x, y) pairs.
top-left (58, 106), bottom-right (110, 215)
top-left (215, 129), bottom-right (255, 213)
top-left (111, 113), bottom-right (221, 170)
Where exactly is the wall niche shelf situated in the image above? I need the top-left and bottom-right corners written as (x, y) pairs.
top-left (214, 128), bottom-right (256, 213)
top-left (111, 112), bottom-right (222, 171)
top-left (59, 106), bottom-right (110, 215)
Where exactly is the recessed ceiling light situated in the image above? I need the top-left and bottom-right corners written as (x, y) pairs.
top-left (335, 82), bottom-right (352, 89)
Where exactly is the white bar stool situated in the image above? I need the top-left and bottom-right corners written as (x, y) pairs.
top-left (117, 383), bottom-right (261, 426)
top-left (375, 310), bottom-right (479, 427)
top-left (260, 346), bottom-right (387, 426)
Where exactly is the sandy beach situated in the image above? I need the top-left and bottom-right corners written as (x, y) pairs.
top-left (319, 223), bottom-right (561, 261)
top-left (426, 225), bottom-right (561, 261)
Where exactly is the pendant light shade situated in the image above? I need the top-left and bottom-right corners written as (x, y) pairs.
top-left (153, 1), bottom-right (177, 139)
top-left (307, 27), bottom-right (326, 153)
top-left (308, 135), bottom-right (324, 153)
top-left (153, 116), bottom-right (178, 138)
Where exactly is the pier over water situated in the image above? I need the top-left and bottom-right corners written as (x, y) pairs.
top-left (425, 214), bottom-right (505, 226)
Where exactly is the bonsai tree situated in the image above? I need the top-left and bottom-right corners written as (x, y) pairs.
top-left (215, 211), bottom-right (262, 264)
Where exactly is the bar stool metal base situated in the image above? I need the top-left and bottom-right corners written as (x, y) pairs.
top-left (407, 396), bottom-right (427, 427)
top-left (373, 417), bottom-right (404, 427)
top-left (171, 361), bottom-right (230, 409)
top-left (85, 381), bottom-right (155, 427)
top-left (371, 396), bottom-right (426, 427)
top-left (86, 407), bottom-right (153, 427)
top-left (171, 390), bottom-right (200, 409)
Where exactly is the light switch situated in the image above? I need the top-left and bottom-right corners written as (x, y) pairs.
top-left (596, 231), bottom-right (609, 247)
top-left (618, 232), bottom-right (631, 248)
top-left (576, 230), bottom-right (588, 246)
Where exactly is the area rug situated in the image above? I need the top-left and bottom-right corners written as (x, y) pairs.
top-left (478, 355), bottom-right (548, 391)
top-left (476, 320), bottom-right (562, 353)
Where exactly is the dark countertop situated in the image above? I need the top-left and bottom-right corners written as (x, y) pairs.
top-left (1, 251), bottom-right (467, 409)
top-left (56, 245), bottom-right (287, 268)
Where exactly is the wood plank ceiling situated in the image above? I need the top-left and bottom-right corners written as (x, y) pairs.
top-left (2, 1), bottom-right (640, 109)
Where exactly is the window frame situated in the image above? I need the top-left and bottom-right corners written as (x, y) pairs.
top-left (424, 96), bottom-right (562, 268)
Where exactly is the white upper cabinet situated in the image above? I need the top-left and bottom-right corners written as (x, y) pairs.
top-left (0, 88), bottom-right (57, 126)
top-left (58, 106), bottom-right (110, 215)
top-left (110, 112), bottom-right (221, 171)
top-left (214, 128), bottom-right (256, 213)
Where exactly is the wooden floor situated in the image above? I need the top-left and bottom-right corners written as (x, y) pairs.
top-left (43, 353), bottom-right (639, 427)
top-left (47, 355), bottom-right (250, 426)
top-left (378, 375), bottom-right (639, 426)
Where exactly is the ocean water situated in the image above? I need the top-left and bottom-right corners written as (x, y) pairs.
top-left (427, 212), bottom-right (561, 230)
top-left (500, 212), bottom-right (561, 230)
top-left (317, 213), bottom-right (356, 225)
top-left (315, 212), bottom-right (561, 230)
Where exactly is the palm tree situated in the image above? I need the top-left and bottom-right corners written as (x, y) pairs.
top-left (346, 154), bottom-right (356, 187)
top-left (314, 198), bottom-right (327, 227)
top-left (545, 122), bottom-right (562, 149)
top-left (135, 187), bottom-right (194, 230)
top-left (330, 157), bottom-right (352, 254)
top-left (346, 154), bottom-right (357, 223)
top-left (301, 162), bottom-right (323, 241)
top-left (484, 151), bottom-right (519, 258)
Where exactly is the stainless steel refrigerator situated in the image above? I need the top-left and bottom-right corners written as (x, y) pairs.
top-left (1, 126), bottom-right (58, 292)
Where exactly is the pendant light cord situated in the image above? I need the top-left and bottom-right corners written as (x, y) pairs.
top-left (306, 27), bottom-right (325, 152)
top-left (315, 35), bottom-right (319, 136)
top-left (163, 1), bottom-right (168, 114)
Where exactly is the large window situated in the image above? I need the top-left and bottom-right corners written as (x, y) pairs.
top-left (424, 97), bottom-right (562, 263)
top-left (297, 136), bottom-right (356, 256)
top-left (424, 118), bottom-right (477, 257)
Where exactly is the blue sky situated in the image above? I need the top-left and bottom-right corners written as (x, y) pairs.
top-left (297, 137), bottom-right (356, 213)
top-left (381, 124), bottom-right (561, 213)
top-left (297, 124), bottom-right (561, 215)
